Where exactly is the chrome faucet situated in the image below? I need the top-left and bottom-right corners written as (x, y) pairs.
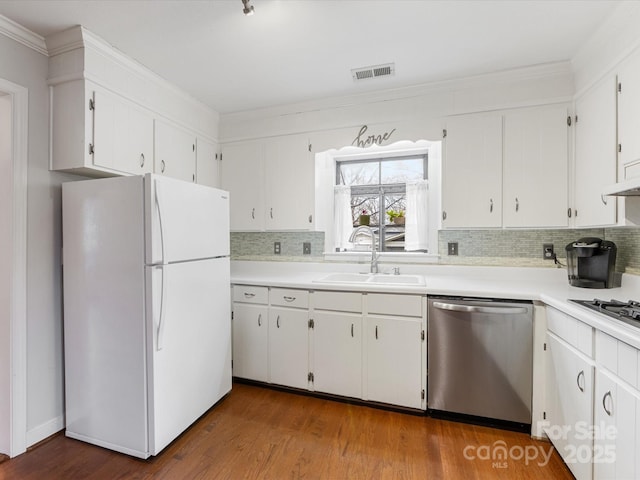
top-left (349, 225), bottom-right (379, 274)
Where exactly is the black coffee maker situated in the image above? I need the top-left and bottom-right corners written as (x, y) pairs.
top-left (565, 237), bottom-right (617, 288)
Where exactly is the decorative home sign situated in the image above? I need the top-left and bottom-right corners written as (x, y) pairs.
top-left (351, 125), bottom-right (396, 148)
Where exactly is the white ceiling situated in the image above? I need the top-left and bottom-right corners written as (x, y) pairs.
top-left (0, 0), bottom-right (621, 114)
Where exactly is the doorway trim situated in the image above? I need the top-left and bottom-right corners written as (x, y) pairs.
top-left (1, 77), bottom-right (28, 457)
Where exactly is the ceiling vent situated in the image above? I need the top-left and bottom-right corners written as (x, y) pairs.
top-left (352, 63), bottom-right (395, 81)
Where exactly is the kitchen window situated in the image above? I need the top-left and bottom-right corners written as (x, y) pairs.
top-left (314, 139), bottom-right (441, 259)
top-left (335, 155), bottom-right (427, 252)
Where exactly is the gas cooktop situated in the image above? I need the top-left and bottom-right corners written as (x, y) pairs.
top-left (570, 298), bottom-right (640, 329)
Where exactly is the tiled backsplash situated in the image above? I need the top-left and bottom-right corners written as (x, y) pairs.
top-left (231, 228), bottom-right (640, 273)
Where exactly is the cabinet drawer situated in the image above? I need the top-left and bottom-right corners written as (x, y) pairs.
top-left (367, 294), bottom-right (422, 317)
top-left (270, 288), bottom-right (309, 309)
top-left (596, 330), bottom-right (640, 389)
top-left (312, 291), bottom-right (362, 313)
top-left (233, 285), bottom-right (268, 304)
top-left (547, 307), bottom-right (593, 357)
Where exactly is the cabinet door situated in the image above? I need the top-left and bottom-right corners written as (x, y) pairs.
top-left (574, 76), bottom-right (617, 227)
top-left (232, 303), bottom-right (268, 382)
top-left (365, 315), bottom-right (422, 409)
top-left (154, 120), bottom-right (197, 183)
top-left (313, 310), bottom-right (362, 399)
top-left (545, 333), bottom-right (594, 480)
top-left (268, 307), bottom-right (309, 389)
top-left (196, 138), bottom-right (220, 188)
top-left (220, 140), bottom-right (264, 231)
top-left (264, 134), bottom-right (314, 230)
top-left (617, 49), bottom-right (640, 177)
top-left (503, 105), bottom-right (569, 227)
top-left (92, 88), bottom-right (154, 175)
top-left (442, 114), bottom-right (503, 228)
top-left (594, 369), bottom-right (638, 480)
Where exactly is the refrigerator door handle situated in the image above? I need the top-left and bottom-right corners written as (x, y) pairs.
top-left (156, 264), bottom-right (168, 351)
top-left (155, 181), bottom-right (167, 265)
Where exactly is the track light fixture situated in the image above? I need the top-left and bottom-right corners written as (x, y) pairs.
top-left (242, 0), bottom-right (254, 16)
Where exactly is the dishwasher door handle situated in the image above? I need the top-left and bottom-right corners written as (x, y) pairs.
top-left (432, 301), bottom-right (529, 315)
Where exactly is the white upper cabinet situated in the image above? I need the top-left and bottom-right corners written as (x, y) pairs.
top-left (196, 137), bottom-right (220, 188)
top-left (264, 134), bottom-right (314, 230)
top-left (92, 87), bottom-right (155, 176)
top-left (617, 49), bottom-right (640, 181)
top-left (442, 114), bottom-right (503, 228)
top-left (154, 120), bottom-right (197, 183)
top-left (573, 75), bottom-right (617, 227)
top-left (51, 81), bottom-right (155, 177)
top-left (221, 135), bottom-right (314, 231)
top-left (220, 140), bottom-right (265, 231)
top-left (503, 105), bottom-right (569, 227)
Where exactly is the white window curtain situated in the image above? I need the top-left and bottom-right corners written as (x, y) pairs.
top-left (405, 180), bottom-right (429, 251)
top-left (334, 185), bottom-right (353, 251)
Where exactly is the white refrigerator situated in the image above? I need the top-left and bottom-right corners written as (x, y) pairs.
top-left (62, 173), bottom-right (232, 458)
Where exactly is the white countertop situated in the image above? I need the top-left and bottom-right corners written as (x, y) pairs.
top-left (231, 260), bottom-right (640, 349)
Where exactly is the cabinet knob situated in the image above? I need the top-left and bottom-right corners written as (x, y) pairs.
top-left (251, 208), bottom-right (255, 219)
top-left (270, 208), bottom-right (273, 219)
top-left (442, 211), bottom-right (447, 221)
top-left (567, 208), bottom-right (572, 218)
top-left (257, 313), bottom-right (262, 327)
top-left (515, 198), bottom-right (519, 212)
top-left (140, 153), bottom-right (145, 168)
top-left (276, 315), bottom-right (280, 328)
top-left (489, 198), bottom-right (493, 213)
top-left (161, 160), bottom-right (165, 173)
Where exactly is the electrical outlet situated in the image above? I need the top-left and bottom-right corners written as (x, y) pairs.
top-left (303, 242), bottom-right (311, 255)
top-left (448, 242), bottom-right (458, 256)
top-left (543, 243), bottom-right (554, 260)
top-left (274, 242), bottom-right (281, 255)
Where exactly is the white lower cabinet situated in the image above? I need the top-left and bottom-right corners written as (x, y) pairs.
top-left (232, 285), bottom-right (426, 410)
top-left (593, 369), bottom-right (638, 480)
top-left (365, 315), bottom-right (423, 409)
top-left (232, 303), bottom-right (269, 382)
top-left (269, 306), bottom-right (309, 389)
top-left (545, 332), bottom-right (595, 480)
top-left (313, 310), bottom-right (362, 399)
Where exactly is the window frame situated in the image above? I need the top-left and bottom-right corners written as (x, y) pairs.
top-left (336, 154), bottom-right (428, 252)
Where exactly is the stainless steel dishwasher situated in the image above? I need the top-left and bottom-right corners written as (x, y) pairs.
top-left (427, 296), bottom-right (533, 425)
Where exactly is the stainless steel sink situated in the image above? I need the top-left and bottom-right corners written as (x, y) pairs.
top-left (313, 273), bottom-right (424, 286)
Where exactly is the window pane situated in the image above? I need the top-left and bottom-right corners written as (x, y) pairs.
top-left (339, 161), bottom-right (379, 186)
top-left (351, 194), bottom-right (379, 226)
top-left (380, 157), bottom-right (424, 184)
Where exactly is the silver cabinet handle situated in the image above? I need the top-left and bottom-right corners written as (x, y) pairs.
top-left (442, 211), bottom-right (447, 221)
top-left (257, 313), bottom-right (262, 327)
top-left (602, 391), bottom-right (613, 416)
top-left (515, 197), bottom-right (519, 212)
top-left (567, 208), bottom-right (572, 218)
top-left (351, 323), bottom-right (354, 337)
top-left (375, 325), bottom-right (378, 340)
top-left (140, 153), bottom-right (145, 168)
top-left (244, 292), bottom-right (255, 298)
top-left (283, 296), bottom-right (296, 302)
top-left (161, 159), bottom-right (165, 173)
top-left (270, 208), bottom-right (273, 219)
top-left (489, 198), bottom-right (493, 213)
top-left (432, 301), bottom-right (528, 315)
top-left (276, 315), bottom-right (280, 328)
top-left (576, 370), bottom-right (585, 392)
top-left (251, 208), bottom-right (255, 219)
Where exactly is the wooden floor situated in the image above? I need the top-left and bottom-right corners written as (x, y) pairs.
top-left (0, 382), bottom-right (573, 479)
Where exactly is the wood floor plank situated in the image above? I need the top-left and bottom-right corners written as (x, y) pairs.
top-left (0, 383), bottom-right (573, 479)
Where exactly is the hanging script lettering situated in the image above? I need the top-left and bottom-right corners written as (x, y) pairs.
top-left (351, 125), bottom-right (396, 148)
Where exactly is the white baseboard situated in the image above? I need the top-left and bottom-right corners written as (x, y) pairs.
top-left (26, 415), bottom-right (64, 448)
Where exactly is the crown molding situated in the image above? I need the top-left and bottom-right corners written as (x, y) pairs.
top-left (0, 14), bottom-right (47, 56)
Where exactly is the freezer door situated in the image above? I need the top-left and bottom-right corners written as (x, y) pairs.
top-left (146, 257), bottom-right (232, 455)
top-left (145, 174), bottom-right (230, 265)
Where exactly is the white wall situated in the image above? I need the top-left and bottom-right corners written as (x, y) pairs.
top-left (0, 92), bottom-right (11, 455)
top-left (0, 32), bottom-right (87, 448)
